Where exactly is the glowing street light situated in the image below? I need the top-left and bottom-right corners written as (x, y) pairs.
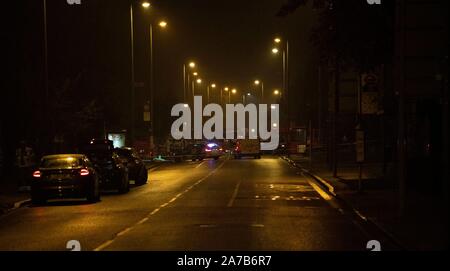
top-left (189, 62), bottom-right (196, 68)
top-left (211, 83), bottom-right (216, 88)
top-left (158, 21), bottom-right (167, 28)
top-left (196, 78), bottom-right (202, 84)
top-left (231, 88), bottom-right (237, 94)
top-left (254, 80), bottom-right (260, 85)
top-left (141, 2), bottom-right (151, 8)
top-left (272, 48), bottom-right (279, 54)
top-left (274, 37), bottom-right (281, 43)
top-left (193, 72), bottom-right (198, 76)
top-left (273, 89), bottom-right (280, 95)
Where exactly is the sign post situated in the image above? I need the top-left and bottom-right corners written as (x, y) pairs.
top-left (356, 128), bottom-right (365, 192)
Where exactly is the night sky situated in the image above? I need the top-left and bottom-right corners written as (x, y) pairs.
top-left (4, 0), bottom-right (319, 148)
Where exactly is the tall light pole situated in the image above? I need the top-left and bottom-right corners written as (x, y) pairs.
top-left (148, 19), bottom-right (167, 149)
top-left (130, 3), bottom-right (136, 145)
top-left (230, 88), bottom-right (237, 103)
top-left (222, 87), bottom-right (229, 105)
top-left (183, 62), bottom-right (196, 104)
top-left (42, 0), bottom-right (51, 146)
top-left (254, 80), bottom-right (264, 102)
top-left (207, 83), bottom-right (216, 103)
top-left (193, 78), bottom-right (202, 101)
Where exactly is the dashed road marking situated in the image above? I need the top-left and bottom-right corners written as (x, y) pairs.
top-left (227, 180), bottom-right (242, 207)
top-left (94, 159), bottom-right (226, 251)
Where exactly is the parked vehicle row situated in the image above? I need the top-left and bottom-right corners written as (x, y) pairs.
top-left (30, 139), bottom-right (148, 204)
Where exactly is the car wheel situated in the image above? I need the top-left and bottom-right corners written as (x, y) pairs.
top-left (87, 189), bottom-right (99, 202)
top-left (118, 173), bottom-right (129, 194)
top-left (137, 166), bottom-right (148, 185)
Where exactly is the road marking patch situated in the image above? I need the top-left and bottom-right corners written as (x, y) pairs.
top-left (94, 159), bottom-right (226, 251)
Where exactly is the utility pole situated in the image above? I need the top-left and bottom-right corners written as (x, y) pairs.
top-left (395, 0), bottom-right (406, 216)
top-left (129, 4), bottom-right (136, 146)
top-left (149, 23), bottom-right (154, 149)
top-left (332, 58), bottom-right (340, 178)
top-left (43, 0), bottom-right (50, 149)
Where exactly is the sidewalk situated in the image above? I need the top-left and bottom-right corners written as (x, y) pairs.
top-left (0, 176), bottom-right (31, 215)
top-left (286, 153), bottom-right (449, 250)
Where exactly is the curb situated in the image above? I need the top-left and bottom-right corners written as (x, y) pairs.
top-left (0, 198), bottom-right (31, 215)
top-left (281, 155), bottom-right (407, 250)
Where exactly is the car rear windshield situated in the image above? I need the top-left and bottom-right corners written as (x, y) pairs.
top-left (41, 157), bottom-right (83, 169)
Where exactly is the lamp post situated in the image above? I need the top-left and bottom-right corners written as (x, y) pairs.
top-left (273, 37), bottom-right (289, 109)
top-left (207, 83), bottom-right (216, 104)
top-left (254, 80), bottom-right (264, 102)
top-left (193, 78), bottom-right (202, 101)
top-left (222, 87), bottom-right (229, 105)
top-left (183, 62), bottom-right (196, 104)
top-left (230, 88), bottom-right (237, 103)
top-left (130, 3), bottom-right (136, 145)
top-left (147, 19), bottom-right (166, 149)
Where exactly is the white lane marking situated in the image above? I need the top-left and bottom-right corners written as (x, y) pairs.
top-left (117, 228), bottom-right (132, 237)
top-left (94, 159), bottom-right (226, 251)
top-left (93, 240), bottom-right (114, 251)
top-left (227, 180), bottom-right (242, 207)
top-left (194, 161), bottom-right (205, 169)
top-left (136, 217), bottom-right (149, 225)
top-left (150, 208), bottom-right (160, 215)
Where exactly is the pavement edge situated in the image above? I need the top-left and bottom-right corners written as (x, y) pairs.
top-left (281, 155), bottom-right (407, 250)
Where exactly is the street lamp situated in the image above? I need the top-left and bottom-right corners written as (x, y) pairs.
top-left (142, 2), bottom-right (151, 8)
top-left (221, 86), bottom-right (229, 104)
top-left (206, 83), bottom-right (216, 103)
top-left (271, 36), bottom-right (289, 143)
top-left (183, 61), bottom-right (196, 103)
top-left (148, 17), bottom-right (168, 150)
top-left (228, 88), bottom-right (237, 103)
top-left (159, 21), bottom-right (167, 28)
top-left (192, 78), bottom-right (202, 101)
top-left (253, 79), bottom-right (264, 102)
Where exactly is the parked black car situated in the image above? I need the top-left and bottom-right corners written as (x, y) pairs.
top-left (114, 147), bottom-right (148, 185)
top-left (83, 139), bottom-right (129, 193)
top-left (31, 154), bottom-right (100, 204)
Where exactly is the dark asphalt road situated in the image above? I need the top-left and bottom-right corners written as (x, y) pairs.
top-left (0, 156), bottom-right (383, 251)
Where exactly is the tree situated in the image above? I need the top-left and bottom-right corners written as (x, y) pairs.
top-left (278, 0), bottom-right (395, 71)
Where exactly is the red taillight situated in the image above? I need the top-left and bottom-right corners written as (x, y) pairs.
top-left (32, 170), bottom-right (41, 178)
top-left (80, 169), bottom-right (90, 176)
top-left (235, 146), bottom-right (240, 151)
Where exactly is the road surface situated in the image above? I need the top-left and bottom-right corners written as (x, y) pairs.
top-left (0, 155), bottom-right (390, 251)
